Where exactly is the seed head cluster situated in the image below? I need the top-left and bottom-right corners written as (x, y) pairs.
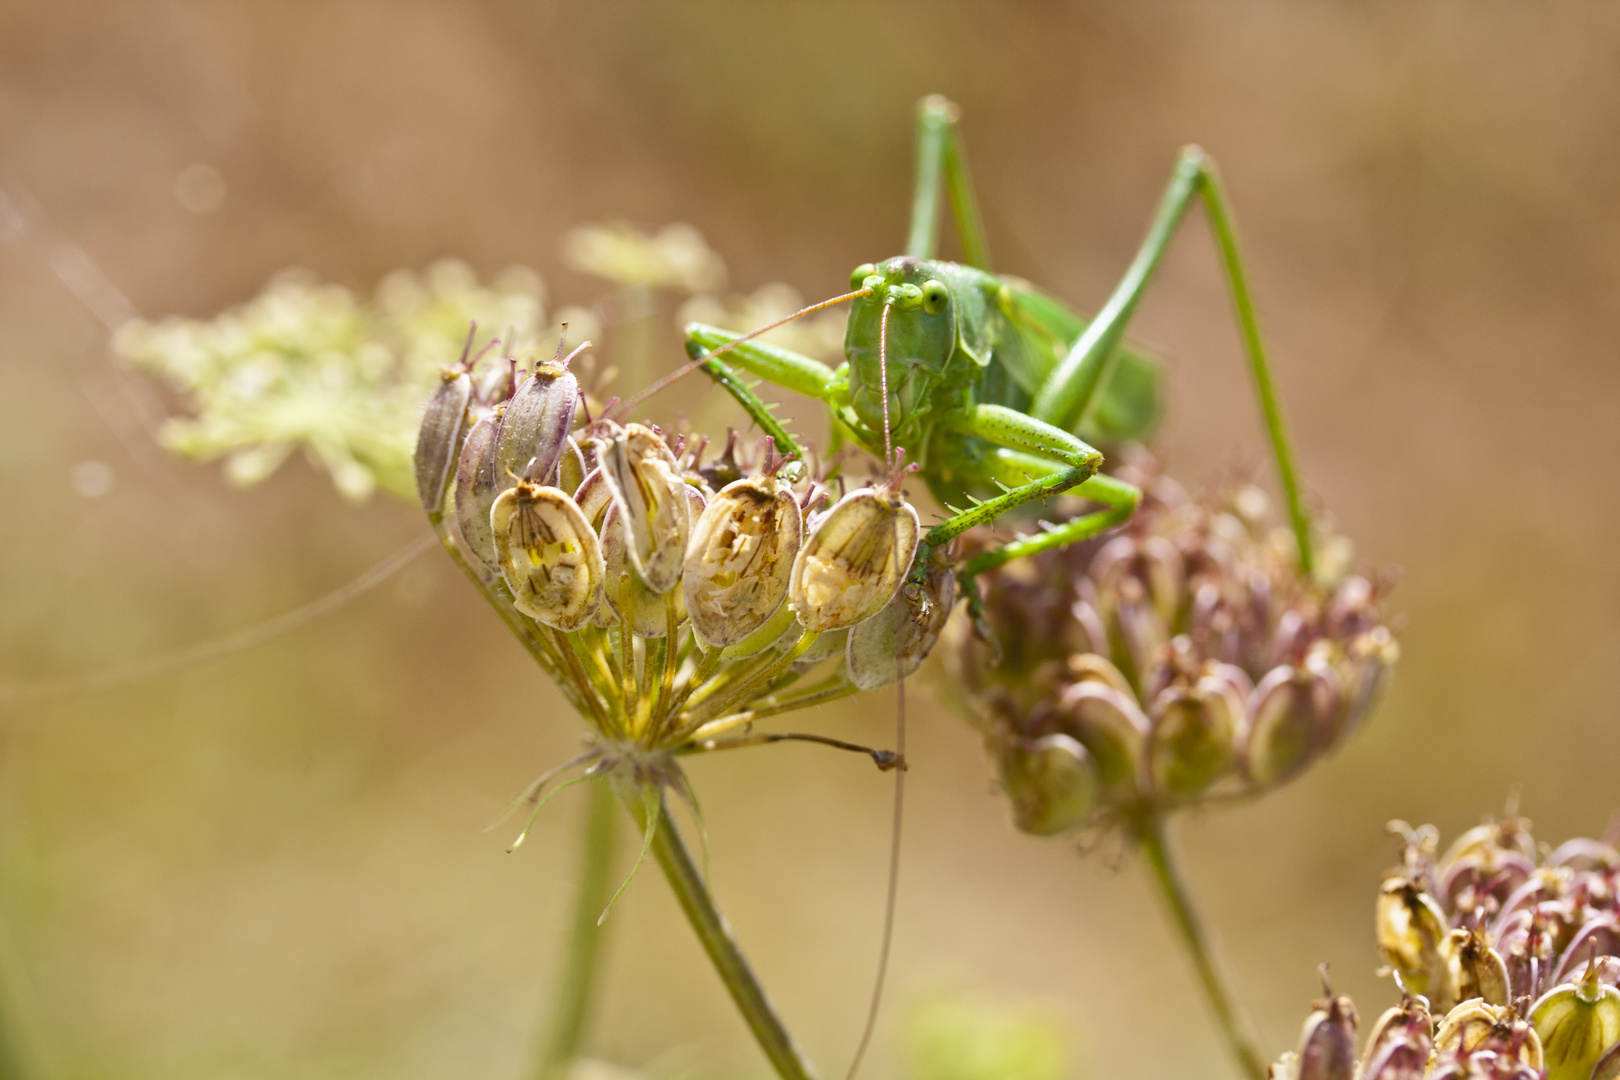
top-left (415, 338), bottom-right (951, 800)
top-left (948, 457), bottom-right (1399, 836)
top-left (1273, 816), bottom-right (1620, 1080)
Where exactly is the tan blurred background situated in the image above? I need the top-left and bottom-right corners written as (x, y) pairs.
top-left (3, 2), bottom-right (1620, 1077)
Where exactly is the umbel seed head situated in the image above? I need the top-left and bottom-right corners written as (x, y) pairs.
top-left (1279, 814), bottom-right (1620, 1080)
top-left (950, 454), bottom-right (1399, 833)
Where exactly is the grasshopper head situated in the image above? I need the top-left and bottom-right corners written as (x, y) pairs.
top-left (845, 257), bottom-right (957, 441)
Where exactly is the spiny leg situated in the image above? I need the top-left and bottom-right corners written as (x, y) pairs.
top-left (682, 324), bottom-right (838, 462)
top-left (906, 95), bottom-right (992, 270)
top-left (1027, 146), bottom-right (1314, 572)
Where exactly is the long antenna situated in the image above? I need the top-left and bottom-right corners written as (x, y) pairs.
top-left (608, 287), bottom-right (870, 420)
top-left (877, 302), bottom-right (894, 470)
top-left (0, 531), bottom-right (438, 705)
top-left (843, 427), bottom-right (909, 1080)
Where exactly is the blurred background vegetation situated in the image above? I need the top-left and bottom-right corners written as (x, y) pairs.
top-left (2, 3), bottom-right (1619, 1078)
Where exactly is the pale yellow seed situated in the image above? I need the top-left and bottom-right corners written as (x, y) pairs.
top-left (790, 487), bottom-right (919, 633)
top-left (491, 482), bottom-right (604, 631)
top-left (683, 476), bottom-right (801, 647)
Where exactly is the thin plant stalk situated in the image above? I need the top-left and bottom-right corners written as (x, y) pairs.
top-left (535, 780), bottom-right (621, 1080)
top-left (1136, 813), bottom-right (1266, 1080)
top-left (626, 785), bottom-right (818, 1080)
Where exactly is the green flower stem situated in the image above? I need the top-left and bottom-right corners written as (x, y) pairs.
top-left (536, 780), bottom-right (620, 1080)
top-left (1136, 813), bottom-right (1266, 1080)
top-left (628, 786), bottom-right (818, 1080)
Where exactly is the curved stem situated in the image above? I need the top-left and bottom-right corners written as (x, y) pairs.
top-left (629, 786), bottom-right (818, 1080)
top-left (535, 780), bottom-right (620, 1080)
top-left (1136, 813), bottom-right (1267, 1080)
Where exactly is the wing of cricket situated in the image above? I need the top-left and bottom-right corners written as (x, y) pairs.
top-left (998, 280), bottom-right (1164, 444)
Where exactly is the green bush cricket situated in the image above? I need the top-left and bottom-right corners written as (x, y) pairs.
top-left (627, 94), bottom-right (1315, 619)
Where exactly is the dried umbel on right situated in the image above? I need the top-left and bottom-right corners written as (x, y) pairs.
top-left (1273, 815), bottom-right (1620, 1080)
top-left (949, 462), bottom-right (1400, 835)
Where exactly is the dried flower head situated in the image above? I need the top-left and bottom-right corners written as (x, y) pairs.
top-left (1276, 814), bottom-right (1620, 1080)
top-left (418, 352), bottom-right (938, 857)
top-left (949, 455), bottom-right (1399, 835)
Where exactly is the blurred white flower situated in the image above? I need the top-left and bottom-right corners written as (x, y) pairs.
top-left (561, 222), bottom-right (726, 293)
top-left (117, 262), bottom-right (548, 501)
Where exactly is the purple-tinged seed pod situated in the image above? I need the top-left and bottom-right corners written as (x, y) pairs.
top-left (847, 546), bottom-right (955, 690)
top-left (1531, 961), bottom-right (1620, 1080)
top-left (1437, 847), bottom-right (1535, 915)
top-left (489, 480), bottom-right (604, 631)
top-left (1359, 996), bottom-right (1434, 1080)
top-left (1296, 993), bottom-right (1359, 1080)
top-left (595, 423), bottom-right (691, 594)
top-left (1547, 839), bottom-right (1620, 873)
top-left (683, 474), bottom-right (802, 648)
top-left (1434, 1000), bottom-right (1543, 1070)
top-left (494, 360), bottom-right (580, 485)
top-left (1439, 928), bottom-right (1511, 1010)
top-left (1053, 678), bottom-right (1148, 795)
top-left (1337, 627), bottom-right (1400, 742)
top-left (1091, 534), bottom-right (1185, 624)
top-left (1143, 672), bottom-right (1243, 799)
top-left (414, 367), bottom-right (473, 515)
top-left (1066, 653), bottom-right (1136, 699)
top-left (1358, 1034), bottom-right (1428, 1080)
top-left (789, 485), bottom-right (919, 633)
top-left (453, 407), bottom-right (504, 572)
top-left (600, 504), bottom-right (688, 637)
top-left (1002, 733), bottom-right (1097, 837)
top-left (1241, 656), bottom-right (1343, 787)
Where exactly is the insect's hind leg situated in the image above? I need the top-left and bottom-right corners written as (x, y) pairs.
top-left (906, 95), bottom-right (992, 270)
top-left (1027, 145), bottom-right (1314, 572)
top-left (682, 323), bottom-right (839, 462)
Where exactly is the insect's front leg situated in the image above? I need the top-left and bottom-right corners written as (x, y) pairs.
top-left (682, 323), bottom-right (842, 463)
top-left (913, 403), bottom-right (1141, 635)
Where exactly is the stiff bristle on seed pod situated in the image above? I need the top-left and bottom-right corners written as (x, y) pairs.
top-left (948, 452), bottom-right (1399, 833)
top-left (1273, 814), bottom-right (1620, 1080)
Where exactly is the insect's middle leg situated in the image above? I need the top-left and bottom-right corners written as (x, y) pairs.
top-left (920, 404), bottom-right (1141, 595)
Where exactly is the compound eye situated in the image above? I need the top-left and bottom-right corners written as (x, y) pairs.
top-left (850, 263), bottom-right (878, 292)
top-left (921, 280), bottom-right (949, 315)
